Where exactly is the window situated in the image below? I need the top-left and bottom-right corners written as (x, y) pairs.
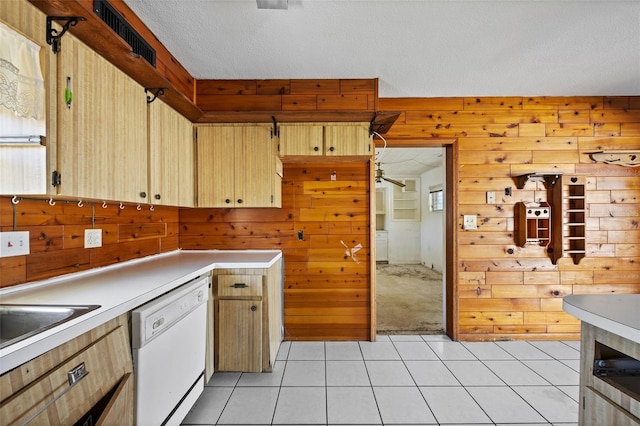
top-left (429, 187), bottom-right (443, 212)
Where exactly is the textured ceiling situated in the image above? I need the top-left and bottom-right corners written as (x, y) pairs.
top-left (123, 0), bottom-right (640, 98)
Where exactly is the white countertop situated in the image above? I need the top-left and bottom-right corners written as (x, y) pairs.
top-left (0, 249), bottom-right (282, 374)
top-left (563, 294), bottom-right (640, 343)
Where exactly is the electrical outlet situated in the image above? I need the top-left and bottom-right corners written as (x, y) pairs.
top-left (0, 231), bottom-right (30, 258)
top-left (486, 191), bottom-right (496, 204)
top-left (463, 215), bottom-right (477, 230)
top-left (84, 229), bottom-right (102, 248)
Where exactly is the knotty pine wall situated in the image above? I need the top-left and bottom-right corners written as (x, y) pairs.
top-left (180, 162), bottom-right (371, 340)
top-left (0, 197), bottom-right (179, 287)
top-left (380, 96), bottom-right (640, 341)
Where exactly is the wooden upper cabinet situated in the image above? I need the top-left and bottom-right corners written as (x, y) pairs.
top-left (324, 123), bottom-right (371, 156)
top-left (148, 100), bottom-right (194, 206)
top-left (57, 34), bottom-right (148, 203)
top-left (279, 123), bottom-right (372, 159)
top-left (279, 124), bottom-right (324, 156)
top-left (196, 124), bottom-right (281, 208)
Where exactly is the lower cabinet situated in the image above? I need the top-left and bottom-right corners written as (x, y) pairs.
top-left (0, 315), bottom-right (133, 425)
top-left (218, 298), bottom-right (263, 372)
top-left (212, 260), bottom-right (283, 373)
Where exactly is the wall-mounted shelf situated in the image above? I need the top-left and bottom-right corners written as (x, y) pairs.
top-left (515, 202), bottom-right (551, 247)
top-left (552, 175), bottom-right (587, 265)
top-left (514, 173), bottom-right (562, 189)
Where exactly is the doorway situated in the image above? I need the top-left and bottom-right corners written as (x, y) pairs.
top-left (373, 147), bottom-right (446, 334)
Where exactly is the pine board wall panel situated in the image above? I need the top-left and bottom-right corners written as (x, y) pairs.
top-left (0, 198), bottom-right (179, 288)
top-left (380, 95), bottom-right (640, 341)
top-left (180, 162), bottom-right (371, 341)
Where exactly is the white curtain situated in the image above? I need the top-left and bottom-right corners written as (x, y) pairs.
top-left (0, 21), bottom-right (46, 138)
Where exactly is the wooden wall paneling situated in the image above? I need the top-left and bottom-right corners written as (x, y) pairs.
top-left (180, 162), bottom-right (371, 341)
top-left (380, 95), bottom-right (640, 341)
top-left (0, 197), bottom-right (179, 287)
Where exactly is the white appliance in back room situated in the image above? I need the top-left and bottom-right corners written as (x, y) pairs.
top-left (132, 275), bottom-right (209, 425)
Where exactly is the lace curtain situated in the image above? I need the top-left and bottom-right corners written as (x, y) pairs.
top-left (0, 21), bottom-right (46, 137)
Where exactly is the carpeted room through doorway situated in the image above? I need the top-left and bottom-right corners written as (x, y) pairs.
top-left (376, 264), bottom-right (443, 334)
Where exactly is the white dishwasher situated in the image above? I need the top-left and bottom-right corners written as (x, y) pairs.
top-left (132, 275), bottom-right (209, 426)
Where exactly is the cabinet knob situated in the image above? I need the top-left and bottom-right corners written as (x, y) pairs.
top-left (251, 305), bottom-right (257, 312)
top-left (313, 146), bottom-right (319, 151)
top-left (225, 199), bottom-right (231, 204)
top-left (329, 146), bottom-right (335, 152)
top-left (237, 199), bottom-right (243, 204)
top-left (140, 192), bottom-right (147, 198)
top-left (154, 194), bottom-right (161, 200)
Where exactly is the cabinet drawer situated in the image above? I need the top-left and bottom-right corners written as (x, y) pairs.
top-left (216, 275), bottom-right (263, 298)
top-left (1, 325), bottom-right (131, 425)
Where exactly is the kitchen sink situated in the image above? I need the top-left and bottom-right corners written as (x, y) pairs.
top-left (0, 304), bottom-right (100, 350)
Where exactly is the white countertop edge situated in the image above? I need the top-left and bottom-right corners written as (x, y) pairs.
top-left (563, 296), bottom-right (640, 344)
top-left (0, 249), bottom-right (282, 374)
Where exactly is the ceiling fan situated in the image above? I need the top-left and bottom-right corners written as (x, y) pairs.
top-left (375, 162), bottom-right (406, 188)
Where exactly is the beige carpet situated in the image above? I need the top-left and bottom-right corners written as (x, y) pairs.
top-left (376, 264), bottom-right (444, 334)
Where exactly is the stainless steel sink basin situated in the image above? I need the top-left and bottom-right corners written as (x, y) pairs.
top-left (0, 304), bottom-right (100, 349)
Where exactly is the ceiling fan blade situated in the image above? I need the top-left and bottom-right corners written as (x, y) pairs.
top-left (383, 177), bottom-right (406, 188)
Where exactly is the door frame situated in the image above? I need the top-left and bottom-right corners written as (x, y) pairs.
top-left (370, 138), bottom-right (458, 340)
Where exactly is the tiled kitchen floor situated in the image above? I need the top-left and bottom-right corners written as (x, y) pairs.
top-left (182, 335), bottom-right (580, 426)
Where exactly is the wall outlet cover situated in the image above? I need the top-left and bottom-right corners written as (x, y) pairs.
top-left (463, 215), bottom-right (477, 230)
top-left (486, 191), bottom-right (496, 204)
top-left (0, 231), bottom-right (30, 258)
top-left (84, 229), bottom-right (103, 248)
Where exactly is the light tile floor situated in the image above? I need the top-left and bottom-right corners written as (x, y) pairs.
top-left (182, 335), bottom-right (580, 426)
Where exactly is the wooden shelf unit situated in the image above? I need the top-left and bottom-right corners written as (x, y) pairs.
top-left (552, 175), bottom-right (587, 265)
top-left (515, 202), bottom-right (551, 247)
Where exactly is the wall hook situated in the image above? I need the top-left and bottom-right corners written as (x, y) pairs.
top-left (78, 200), bottom-right (84, 208)
top-left (136, 204), bottom-right (142, 211)
top-left (11, 196), bottom-right (20, 205)
top-left (145, 88), bottom-right (166, 103)
top-left (48, 197), bottom-right (56, 206)
top-left (149, 205), bottom-right (155, 211)
top-left (119, 202), bottom-right (125, 210)
top-left (102, 201), bottom-right (108, 209)
top-left (46, 16), bottom-right (86, 54)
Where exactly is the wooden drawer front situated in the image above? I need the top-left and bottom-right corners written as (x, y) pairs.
top-left (1, 325), bottom-right (132, 425)
top-left (217, 275), bottom-right (263, 298)
top-left (583, 386), bottom-right (640, 426)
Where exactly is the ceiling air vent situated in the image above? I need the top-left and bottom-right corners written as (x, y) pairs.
top-left (93, 0), bottom-right (156, 67)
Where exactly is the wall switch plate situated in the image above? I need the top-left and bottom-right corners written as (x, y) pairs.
top-left (0, 231), bottom-right (30, 257)
top-left (84, 229), bottom-right (102, 248)
top-left (463, 215), bottom-right (477, 230)
top-left (486, 191), bottom-right (496, 204)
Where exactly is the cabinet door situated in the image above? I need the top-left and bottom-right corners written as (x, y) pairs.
top-left (196, 124), bottom-right (280, 208)
top-left (149, 100), bottom-right (194, 206)
top-left (279, 124), bottom-right (324, 156)
top-left (196, 125), bottom-right (235, 207)
top-left (218, 299), bottom-right (262, 372)
top-left (57, 35), bottom-right (148, 203)
top-left (324, 123), bottom-right (371, 156)
top-left (236, 125), bottom-right (278, 207)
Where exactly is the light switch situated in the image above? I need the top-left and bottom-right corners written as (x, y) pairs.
top-left (486, 191), bottom-right (496, 204)
top-left (463, 215), bottom-right (477, 230)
